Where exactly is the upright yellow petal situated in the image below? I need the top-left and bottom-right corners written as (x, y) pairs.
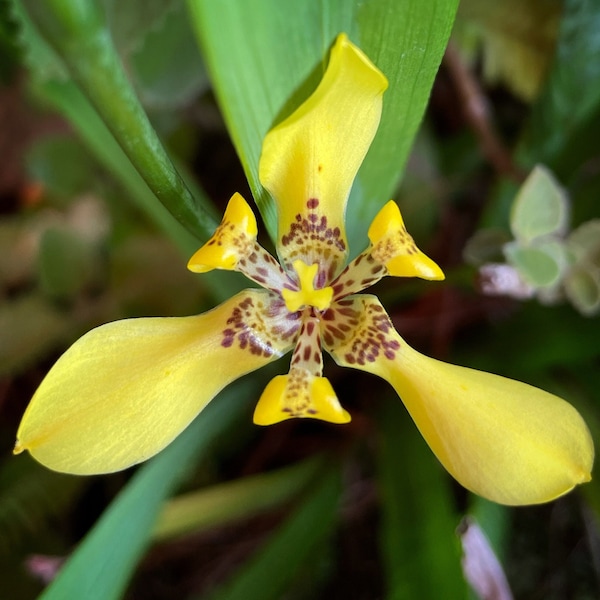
top-left (259, 33), bottom-right (388, 279)
top-left (325, 295), bottom-right (594, 505)
top-left (15, 290), bottom-right (295, 475)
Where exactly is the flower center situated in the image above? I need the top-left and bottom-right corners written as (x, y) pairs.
top-left (281, 259), bottom-right (334, 312)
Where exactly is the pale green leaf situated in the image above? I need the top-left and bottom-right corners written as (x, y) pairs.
top-left (568, 219), bottom-right (600, 264)
top-left (510, 165), bottom-right (569, 243)
top-left (564, 265), bottom-right (600, 316)
top-left (504, 240), bottom-right (568, 289)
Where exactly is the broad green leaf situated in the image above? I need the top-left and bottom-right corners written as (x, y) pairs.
top-left (564, 265), bottom-right (600, 316)
top-left (19, 0), bottom-right (218, 241)
top-left (154, 457), bottom-right (322, 541)
top-left (39, 383), bottom-right (252, 600)
top-left (504, 240), bottom-right (568, 289)
top-left (524, 0), bottom-right (600, 165)
top-left (377, 398), bottom-right (467, 600)
top-left (187, 0), bottom-right (458, 251)
top-left (510, 165), bottom-right (568, 243)
top-left (205, 464), bottom-right (341, 600)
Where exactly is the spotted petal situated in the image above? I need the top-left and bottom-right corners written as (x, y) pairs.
top-left (325, 295), bottom-right (594, 505)
top-left (15, 290), bottom-right (295, 475)
top-left (259, 33), bottom-right (388, 280)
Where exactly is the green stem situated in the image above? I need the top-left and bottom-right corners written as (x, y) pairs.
top-left (24, 0), bottom-right (218, 240)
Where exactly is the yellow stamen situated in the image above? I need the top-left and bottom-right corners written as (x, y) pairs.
top-left (282, 260), bottom-right (334, 312)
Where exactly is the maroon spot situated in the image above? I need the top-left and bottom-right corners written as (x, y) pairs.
top-left (303, 346), bottom-right (311, 361)
top-left (307, 198), bottom-right (319, 209)
top-left (306, 321), bottom-right (315, 335)
top-left (345, 353), bottom-right (356, 364)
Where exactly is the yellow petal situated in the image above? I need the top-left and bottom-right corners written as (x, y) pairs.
top-left (188, 192), bottom-right (258, 273)
top-left (253, 373), bottom-right (350, 425)
top-left (15, 290), bottom-right (294, 475)
top-left (259, 33), bottom-right (388, 277)
top-left (326, 295), bottom-right (594, 505)
top-left (368, 201), bottom-right (445, 280)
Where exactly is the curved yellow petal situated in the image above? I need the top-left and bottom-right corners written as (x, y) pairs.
top-left (368, 201), bottom-right (445, 280)
top-left (188, 192), bottom-right (257, 273)
top-left (15, 290), bottom-right (294, 475)
top-left (259, 33), bottom-right (388, 278)
top-left (325, 295), bottom-right (594, 505)
top-left (253, 373), bottom-right (350, 425)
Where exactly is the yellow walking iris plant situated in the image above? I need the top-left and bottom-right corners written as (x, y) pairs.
top-left (15, 35), bottom-right (593, 505)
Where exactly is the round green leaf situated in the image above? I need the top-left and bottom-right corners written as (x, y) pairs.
top-left (510, 165), bottom-right (569, 243)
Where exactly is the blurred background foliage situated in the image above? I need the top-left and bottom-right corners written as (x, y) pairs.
top-left (0, 0), bottom-right (599, 598)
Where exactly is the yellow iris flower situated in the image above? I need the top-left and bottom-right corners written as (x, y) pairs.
top-left (15, 35), bottom-right (593, 506)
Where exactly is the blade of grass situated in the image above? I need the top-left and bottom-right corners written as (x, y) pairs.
top-left (153, 457), bottom-right (324, 541)
top-left (377, 397), bottom-right (468, 599)
top-left (204, 463), bottom-right (341, 600)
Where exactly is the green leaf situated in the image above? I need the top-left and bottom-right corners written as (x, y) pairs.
top-left (206, 464), bottom-right (341, 600)
top-left (504, 240), bottom-right (568, 289)
top-left (187, 0), bottom-right (458, 250)
top-left (153, 457), bottom-right (323, 541)
top-left (39, 384), bottom-right (252, 600)
top-left (101, 0), bottom-right (179, 55)
top-left (524, 0), bottom-right (600, 165)
top-left (129, 2), bottom-right (209, 111)
top-left (568, 219), bottom-right (600, 264)
top-left (377, 398), bottom-right (467, 600)
top-left (564, 265), bottom-right (600, 316)
top-left (20, 0), bottom-right (218, 240)
top-left (509, 165), bottom-right (569, 243)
